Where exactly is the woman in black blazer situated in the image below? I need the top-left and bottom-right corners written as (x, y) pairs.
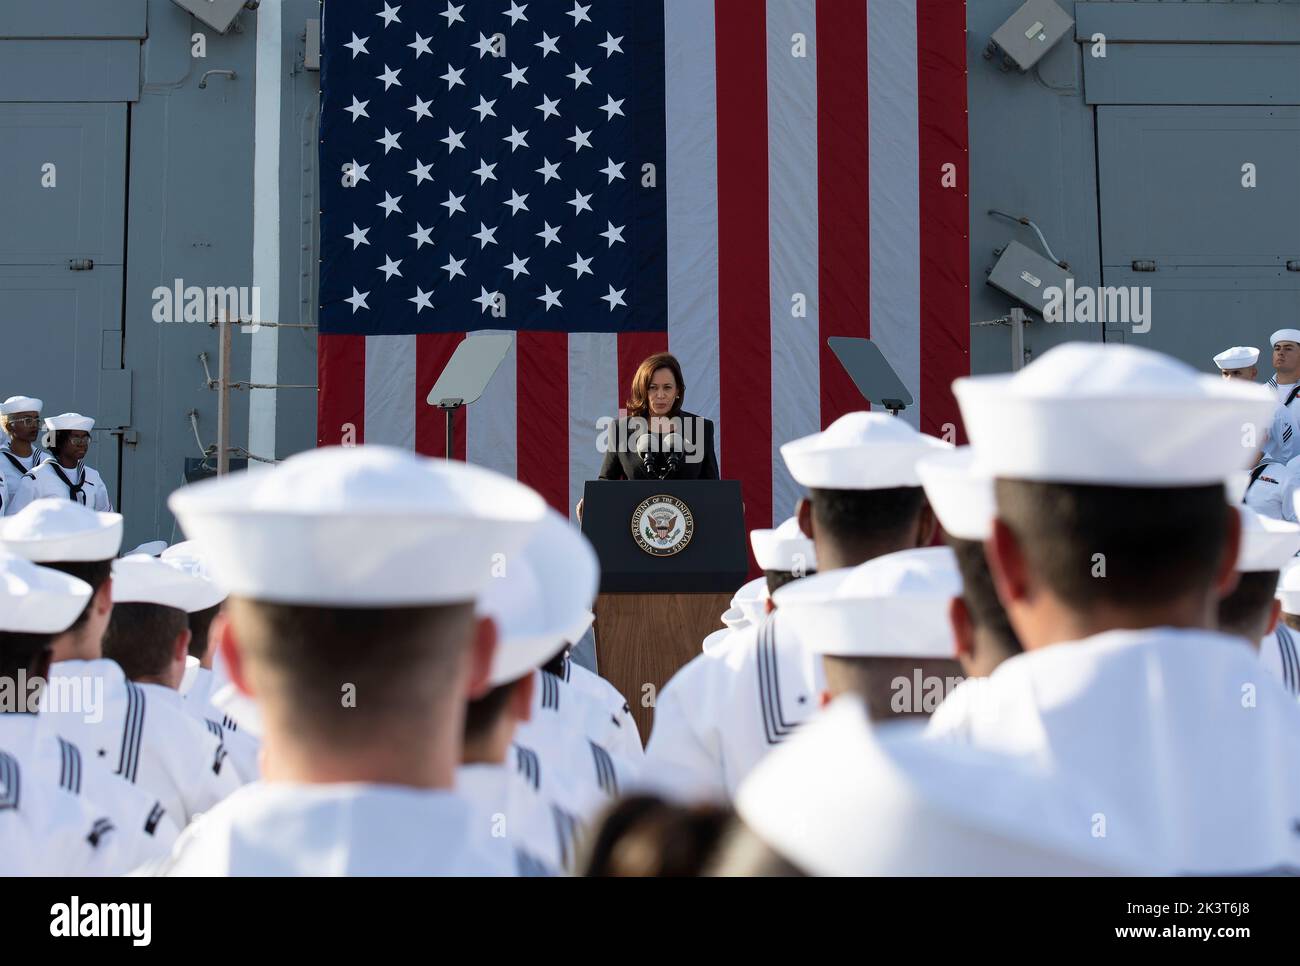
top-left (598, 352), bottom-right (720, 481)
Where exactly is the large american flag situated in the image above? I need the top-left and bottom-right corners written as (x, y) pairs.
top-left (318, 0), bottom-right (970, 546)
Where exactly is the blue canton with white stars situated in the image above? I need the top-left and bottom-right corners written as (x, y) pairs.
top-left (319, 1), bottom-right (658, 336)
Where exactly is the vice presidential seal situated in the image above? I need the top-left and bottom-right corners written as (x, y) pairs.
top-left (631, 495), bottom-right (694, 556)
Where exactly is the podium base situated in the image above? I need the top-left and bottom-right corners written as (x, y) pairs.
top-left (592, 592), bottom-right (730, 745)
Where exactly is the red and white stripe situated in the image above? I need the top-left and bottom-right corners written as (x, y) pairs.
top-left (317, 0), bottom-right (970, 560)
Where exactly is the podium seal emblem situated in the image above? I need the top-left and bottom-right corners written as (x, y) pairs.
top-left (631, 495), bottom-right (694, 556)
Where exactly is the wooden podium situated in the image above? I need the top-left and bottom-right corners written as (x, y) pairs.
top-left (593, 592), bottom-right (730, 743)
top-left (580, 480), bottom-right (749, 744)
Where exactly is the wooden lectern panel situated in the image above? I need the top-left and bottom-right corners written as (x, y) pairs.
top-left (593, 592), bottom-right (730, 745)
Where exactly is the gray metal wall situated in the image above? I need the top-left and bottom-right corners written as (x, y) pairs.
top-left (0, 0), bottom-right (320, 547)
top-left (968, 0), bottom-right (1300, 376)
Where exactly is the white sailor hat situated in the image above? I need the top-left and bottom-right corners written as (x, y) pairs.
top-left (0, 396), bottom-right (42, 415)
top-left (159, 540), bottom-right (229, 603)
top-left (112, 554), bottom-right (227, 613)
top-left (731, 575), bottom-right (769, 625)
top-left (1236, 506), bottom-right (1300, 573)
top-left (0, 552), bottom-right (93, 634)
top-left (1270, 329), bottom-right (1300, 348)
top-left (735, 696), bottom-right (1145, 876)
top-left (0, 499), bottom-right (123, 563)
top-left (954, 343), bottom-right (1274, 487)
top-left (1213, 346), bottom-right (1259, 371)
top-left (772, 547), bottom-right (960, 659)
top-left (750, 516), bottom-right (817, 573)
top-left (126, 540), bottom-right (168, 558)
top-left (169, 446), bottom-right (548, 607)
top-left (1276, 561), bottom-right (1300, 615)
top-left (780, 412), bottom-right (951, 491)
top-left (477, 508), bottom-right (599, 686)
top-left (720, 606), bottom-right (748, 630)
top-left (43, 413), bottom-right (94, 433)
top-left (916, 446), bottom-right (994, 542)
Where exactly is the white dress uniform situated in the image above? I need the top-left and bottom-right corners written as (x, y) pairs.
top-left (927, 628), bottom-right (1300, 873)
top-left (639, 608), bottom-right (824, 803)
top-left (42, 659), bottom-right (243, 828)
top-left (0, 445), bottom-right (43, 513)
top-left (163, 447), bottom-right (553, 876)
top-left (529, 665), bottom-right (641, 761)
top-left (0, 745), bottom-right (152, 876)
top-left (2, 713), bottom-right (177, 870)
top-left (159, 782), bottom-right (509, 876)
top-left (456, 762), bottom-right (562, 875)
top-left (0, 550), bottom-right (178, 872)
top-left (1259, 625), bottom-right (1300, 699)
top-left (12, 459), bottom-right (113, 515)
top-left (643, 415), bottom-right (948, 804)
top-left (508, 723), bottom-right (639, 867)
top-left (737, 696), bottom-right (1148, 875)
top-left (939, 342), bottom-right (1297, 873)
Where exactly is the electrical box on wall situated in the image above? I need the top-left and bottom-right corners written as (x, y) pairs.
top-left (988, 0), bottom-right (1074, 73)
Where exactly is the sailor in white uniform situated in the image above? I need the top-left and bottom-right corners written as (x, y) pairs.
top-left (0, 552), bottom-right (176, 874)
top-left (774, 546), bottom-right (963, 719)
top-left (1214, 507), bottom-right (1300, 661)
top-left (102, 554), bottom-right (260, 784)
top-left (929, 342), bottom-right (1300, 874)
top-left (1262, 330), bottom-right (1300, 466)
top-left (547, 634), bottom-right (643, 758)
top-left (157, 446), bottom-right (549, 875)
top-left (0, 395), bottom-right (45, 511)
top-left (722, 696), bottom-right (1147, 876)
top-left (916, 446), bottom-right (1021, 684)
top-left (1264, 563), bottom-right (1300, 699)
top-left (459, 509), bottom-right (603, 874)
top-left (9, 414), bottom-right (112, 515)
top-left (1213, 345), bottom-right (1259, 383)
top-left (640, 413), bottom-right (949, 803)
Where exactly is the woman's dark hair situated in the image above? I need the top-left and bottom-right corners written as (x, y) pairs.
top-left (625, 353), bottom-right (685, 419)
top-left (581, 795), bottom-right (731, 877)
top-left (52, 430), bottom-right (88, 459)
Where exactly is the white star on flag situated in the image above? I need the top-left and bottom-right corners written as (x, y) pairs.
top-left (346, 224), bottom-right (370, 249)
top-left (475, 286), bottom-right (501, 312)
top-left (504, 63), bottom-right (529, 88)
top-left (472, 96), bottom-right (497, 121)
top-left (536, 157), bottom-right (562, 183)
top-left (504, 190), bottom-right (530, 215)
top-left (538, 284), bottom-right (563, 310)
top-left (567, 2), bottom-right (591, 26)
top-left (442, 254), bottom-right (467, 279)
top-left (377, 192), bottom-right (403, 217)
top-left (440, 2), bottom-right (465, 27)
top-left (535, 32), bottom-right (559, 56)
top-left (536, 222), bottom-right (561, 247)
top-left (600, 95), bottom-right (625, 120)
top-left (441, 191), bottom-right (467, 216)
top-left (346, 287), bottom-right (370, 313)
top-left (567, 63), bottom-right (592, 89)
top-left (505, 253), bottom-right (530, 278)
top-left (535, 94), bottom-right (561, 121)
top-left (601, 285), bottom-right (627, 311)
top-left (442, 127), bottom-right (466, 152)
top-left (376, 65), bottom-right (402, 90)
top-left (409, 287), bottom-right (434, 312)
top-left (600, 158), bottom-right (625, 182)
top-left (378, 255), bottom-right (403, 280)
top-left (408, 223), bottom-right (434, 248)
top-left (568, 189), bottom-right (593, 214)
top-left (345, 97), bottom-right (369, 122)
top-left (567, 127), bottom-right (593, 152)
top-left (408, 96), bottom-right (433, 122)
top-left (503, 126), bottom-right (529, 151)
top-left (376, 3), bottom-right (401, 27)
top-left (472, 159), bottom-right (498, 183)
top-left (441, 64), bottom-right (466, 89)
top-left (599, 33), bottom-right (624, 58)
top-left (408, 160), bottom-right (433, 185)
top-left (472, 33), bottom-right (497, 59)
top-left (344, 33), bottom-right (369, 58)
top-left (568, 253), bottom-right (593, 278)
top-left (376, 128), bottom-right (402, 154)
top-left (473, 223), bottom-right (499, 248)
top-left (408, 33), bottom-right (432, 58)
top-left (503, 2), bottom-right (528, 26)
top-left (600, 222), bottom-right (625, 246)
